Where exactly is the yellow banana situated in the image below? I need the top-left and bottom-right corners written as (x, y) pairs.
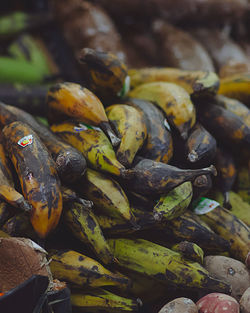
top-left (128, 82), bottom-right (196, 139)
top-left (196, 202), bottom-right (250, 262)
top-left (51, 121), bottom-right (131, 178)
top-left (47, 82), bottom-right (120, 146)
top-left (75, 168), bottom-right (137, 227)
top-left (171, 241), bottom-right (204, 264)
top-left (218, 73), bottom-right (250, 105)
top-left (106, 104), bottom-right (147, 167)
top-left (71, 288), bottom-right (140, 312)
top-left (49, 249), bottom-right (131, 289)
top-left (153, 181), bottom-right (193, 221)
top-left (108, 238), bottom-right (231, 293)
top-left (128, 68), bottom-right (220, 97)
top-left (63, 201), bottom-right (115, 265)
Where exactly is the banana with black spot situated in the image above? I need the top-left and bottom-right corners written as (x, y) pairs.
top-left (171, 241), bottom-right (204, 264)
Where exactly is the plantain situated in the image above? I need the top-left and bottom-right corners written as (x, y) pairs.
top-left (79, 48), bottom-right (129, 100)
top-left (212, 191), bottom-right (250, 227)
top-left (125, 97), bottom-right (173, 163)
top-left (216, 95), bottom-right (250, 127)
top-left (0, 139), bottom-right (31, 212)
top-left (197, 103), bottom-right (250, 148)
top-left (71, 288), bottom-right (140, 312)
top-left (61, 186), bottom-right (93, 208)
top-left (108, 238), bottom-right (231, 293)
top-left (192, 174), bottom-right (213, 200)
top-left (51, 121), bottom-right (131, 178)
top-left (214, 147), bottom-right (237, 209)
top-left (126, 157), bottom-right (217, 196)
top-left (218, 73), bottom-right (250, 105)
top-left (186, 123), bottom-right (217, 166)
top-left (49, 249), bottom-right (131, 289)
top-left (74, 168), bottom-right (137, 227)
top-left (106, 104), bottom-right (147, 167)
top-left (2, 121), bottom-right (63, 238)
top-left (171, 241), bottom-right (204, 264)
top-left (153, 181), bottom-right (193, 221)
top-left (162, 211), bottom-right (231, 254)
top-left (128, 67), bottom-right (220, 97)
top-left (63, 201), bottom-right (115, 265)
top-left (195, 203), bottom-right (250, 262)
top-left (0, 102), bottom-right (87, 183)
top-left (47, 82), bottom-right (121, 147)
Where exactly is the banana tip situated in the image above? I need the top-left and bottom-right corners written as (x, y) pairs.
top-left (209, 165), bottom-right (217, 176)
top-left (188, 151), bottom-right (198, 163)
top-left (153, 211), bottom-right (162, 222)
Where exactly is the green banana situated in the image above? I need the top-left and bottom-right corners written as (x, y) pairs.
top-left (153, 181), bottom-right (193, 221)
top-left (51, 121), bottom-right (131, 178)
top-left (108, 238), bottom-right (231, 293)
top-left (63, 201), bottom-right (115, 265)
top-left (74, 168), bottom-right (137, 227)
top-left (49, 249), bottom-right (131, 289)
top-left (71, 288), bottom-right (140, 312)
top-left (106, 104), bottom-right (147, 167)
top-left (171, 241), bottom-right (204, 264)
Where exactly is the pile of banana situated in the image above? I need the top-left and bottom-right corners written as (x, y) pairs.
top-left (0, 48), bottom-right (249, 313)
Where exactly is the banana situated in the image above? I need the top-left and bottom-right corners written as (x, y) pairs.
top-left (162, 211), bottom-right (231, 254)
top-left (214, 147), bottom-right (237, 209)
top-left (49, 249), bottom-right (131, 289)
top-left (196, 203), bottom-right (250, 262)
top-left (153, 181), bottom-right (193, 221)
top-left (2, 121), bottom-right (63, 238)
top-left (0, 230), bottom-right (10, 237)
top-left (106, 104), bottom-right (147, 167)
top-left (127, 157), bottom-right (216, 196)
top-left (218, 73), bottom-right (250, 105)
top-left (235, 166), bottom-right (250, 203)
top-left (0, 102), bottom-right (87, 183)
top-left (0, 201), bottom-right (15, 228)
top-left (71, 288), bottom-right (140, 312)
top-left (216, 95), bottom-right (250, 127)
top-left (197, 103), bottom-right (250, 148)
top-left (186, 123), bottom-right (217, 166)
top-left (74, 168), bottom-right (137, 227)
top-left (63, 201), bottom-right (115, 265)
top-left (125, 97), bottom-right (173, 163)
top-left (192, 174), bottom-right (213, 200)
top-left (61, 186), bottom-right (93, 208)
top-left (171, 241), bottom-right (204, 264)
top-left (108, 238), bottom-right (231, 293)
top-left (128, 68), bottom-right (220, 97)
top-left (128, 82), bottom-right (196, 139)
top-left (79, 48), bottom-right (129, 100)
top-left (50, 121), bottom-right (131, 178)
top-left (212, 191), bottom-right (250, 226)
top-left (47, 82), bottom-right (120, 146)
top-left (0, 139), bottom-right (31, 212)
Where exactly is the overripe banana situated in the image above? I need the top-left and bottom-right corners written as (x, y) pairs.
top-left (47, 82), bottom-right (120, 146)
top-left (106, 104), bottom-right (147, 167)
top-left (2, 121), bottom-right (63, 238)
top-left (128, 81), bottom-right (196, 139)
top-left (171, 241), bottom-right (204, 264)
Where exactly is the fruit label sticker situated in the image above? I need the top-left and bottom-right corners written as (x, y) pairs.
top-left (164, 119), bottom-right (171, 131)
top-left (17, 135), bottom-right (33, 148)
top-left (192, 197), bottom-right (220, 215)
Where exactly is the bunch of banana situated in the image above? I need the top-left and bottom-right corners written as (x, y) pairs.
top-left (79, 47), bottom-right (129, 101)
top-left (47, 82), bottom-right (121, 146)
top-left (108, 238), bottom-right (231, 293)
top-left (74, 168), bottom-right (137, 227)
top-left (71, 288), bottom-right (140, 312)
top-left (128, 81), bottom-right (196, 139)
top-left (50, 121), bottom-right (131, 178)
top-left (125, 97), bottom-right (173, 163)
top-left (195, 203), bottom-right (250, 262)
top-left (49, 249), bottom-right (131, 290)
top-left (128, 67), bottom-right (220, 97)
top-left (106, 104), bottom-right (147, 167)
top-left (153, 181), bottom-right (193, 221)
top-left (63, 201), bottom-right (115, 265)
top-left (2, 121), bottom-right (63, 238)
